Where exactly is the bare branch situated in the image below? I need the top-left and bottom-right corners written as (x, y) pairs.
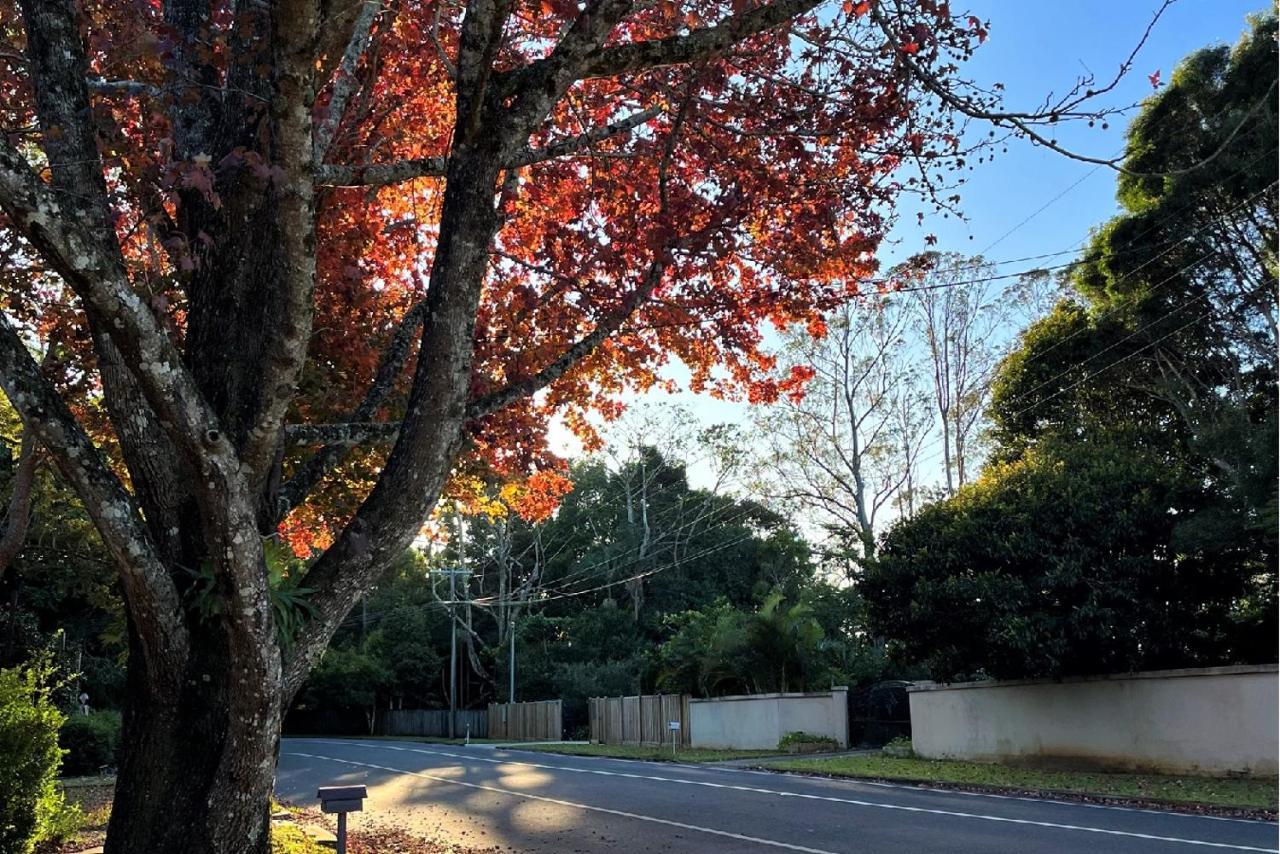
top-left (88, 77), bottom-right (161, 98)
top-left (509, 105), bottom-right (662, 167)
top-left (316, 155), bottom-right (448, 186)
top-left (868, 0), bottom-right (1273, 178)
top-left (432, 0), bottom-right (459, 80)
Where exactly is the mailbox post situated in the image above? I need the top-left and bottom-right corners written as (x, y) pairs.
top-left (317, 785), bottom-right (367, 854)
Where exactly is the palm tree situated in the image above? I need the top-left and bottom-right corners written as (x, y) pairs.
top-left (746, 591), bottom-right (824, 693)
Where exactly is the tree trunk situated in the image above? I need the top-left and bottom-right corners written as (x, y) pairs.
top-left (105, 625), bottom-right (281, 854)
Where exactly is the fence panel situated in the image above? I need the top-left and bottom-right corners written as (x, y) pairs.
top-left (588, 694), bottom-right (691, 747)
top-left (382, 708), bottom-right (488, 738)
top-left (488, 699), bottom-right (563, 741)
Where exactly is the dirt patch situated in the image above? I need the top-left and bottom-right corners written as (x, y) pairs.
top-left (283, 803), bottom-right (508, 853)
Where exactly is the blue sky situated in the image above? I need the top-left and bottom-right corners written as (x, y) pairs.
top-left (885, 0), bottom-right (1265, 266)
top-left (553, 0), bottom-right (1267, 478)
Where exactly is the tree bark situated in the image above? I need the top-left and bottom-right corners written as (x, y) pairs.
top-left (105, 624), bottom-right (280, 854)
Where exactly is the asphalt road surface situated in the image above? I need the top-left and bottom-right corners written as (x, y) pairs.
top-left (277, 738), bottom-right (1279, 854)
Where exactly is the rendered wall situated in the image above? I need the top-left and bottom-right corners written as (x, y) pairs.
top-left (689, 689), bottom-right (848, 750)
top-left (908, 664), bottom-right (1278, 777)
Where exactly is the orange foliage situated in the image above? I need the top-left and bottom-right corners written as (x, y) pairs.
top-left (0, 0), bottom-right (979, 541)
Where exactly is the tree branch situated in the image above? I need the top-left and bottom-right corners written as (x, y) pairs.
top-left (15, 2), bottom-right (274, 695)
top-left (316, 104), bottom-right (661, 186)
top-left (468, 257), bottom-right (664, 419)
top-left (0, 423), bottom-right (38, 580)
top-left (567, 0), bottom-right (821, 81)
top-left (284, 421), bottom-right (401, 446)
top-left (469, 91), bottom-right (690, 419)
top-left (0, 312), bottom-right (188, 682)
top-left (278, 303), bottom-right (426, 515)
top-left (508, 104), bottom-right (662, 167)
top-left (867, 0), bottom-right (1268, 178)
top-left (240, 0), bottom-right (322, 493)
top-left (315, 0), bottom-right (383, 160)
top-left (5, 1), bottom-right (234, 479)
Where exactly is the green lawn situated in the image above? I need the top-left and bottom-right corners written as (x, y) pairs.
top-left (516, 742), bottom-right (783, 763)
top-left (763, 755), bottom-right (1279, 811)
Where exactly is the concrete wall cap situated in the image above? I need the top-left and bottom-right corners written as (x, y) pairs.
top-left (906, 663), bottom-right (1278, 693)
top-left (688, 690), bottom-right (839, 704)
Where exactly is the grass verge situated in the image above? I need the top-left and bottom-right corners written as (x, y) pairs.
top-left (271, 823), bottom-right (329, 854)
top-left (515, 742), bottom-right (782, 763)
top-left (763, 755), bottom-right (1278, 812)
top-left (288, 734), bottom-right (508, 745)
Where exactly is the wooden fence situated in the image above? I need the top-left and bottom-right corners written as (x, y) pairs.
top-left (488, 699), bottom-right (563, 741)
top-left (382, 708), bottom-right (488, 739)
top-left (589, 694), bottom-right (691, 747)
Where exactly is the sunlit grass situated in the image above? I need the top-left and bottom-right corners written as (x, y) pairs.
top-left (765, 755), bottom-right (1278, 810)
top-left (516, 743), bottom-right (782, 762)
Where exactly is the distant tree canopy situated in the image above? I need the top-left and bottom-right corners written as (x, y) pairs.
top-left (293, 445), bottom-right (905, 734)
top-left (863, 15), bottom-right (1278, 682)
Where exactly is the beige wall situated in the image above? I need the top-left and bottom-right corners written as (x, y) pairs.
top-left (909, 664), bottom-right (1278, 777)
top-left (689, 689), bottom-right (848, 750)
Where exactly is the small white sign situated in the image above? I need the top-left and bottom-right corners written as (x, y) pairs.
top-left (668, 720), bottom-right (681, 731)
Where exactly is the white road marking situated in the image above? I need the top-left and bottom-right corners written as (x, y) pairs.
top-left (483, 742), bottom-right (1274, 824)
top-left (284, 742), bottom-right (1279, 852)
top-left (486, 747), bottom-right (1272, 825)
top-left (285, 751), bottom-right (840, 854)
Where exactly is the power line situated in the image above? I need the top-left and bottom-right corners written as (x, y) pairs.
top-left (861, 179), bottom-right (1276, 489)
top-left (1001, 298), bottom-right (1224, 425)
top-left (338, 497), bottom-right (764, 630)
top-left (993, 181), bottom-right (1278, 413)
top-left (968, 78), bottom-right (1266, 258)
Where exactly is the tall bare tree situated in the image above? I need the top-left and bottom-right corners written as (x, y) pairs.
top-left (906, 252), bottom-right (1004, 494)
top-left (755, 296), bottom-right (928, 568)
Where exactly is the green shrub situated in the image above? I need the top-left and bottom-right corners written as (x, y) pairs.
top-left (778, 731), bottom-right (839, 750)
top-left (59, 711), bottom-right (121, 776)
top-left (33, 789), bottom-right (84, 852)
top-left (0, 655), bottom-right (67, 854)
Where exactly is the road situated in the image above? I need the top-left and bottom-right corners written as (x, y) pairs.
top-left (277, 738), bottom-right (1279, 854)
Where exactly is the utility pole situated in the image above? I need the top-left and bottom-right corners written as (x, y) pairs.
top-left (508, 613), bottom-right (516, 703)
top-left (431, 510), bottom-right (470, 739)
top-left (449, 567), bottom-right (457, 738)
top-left (429, 565), bottom-right (471, 736)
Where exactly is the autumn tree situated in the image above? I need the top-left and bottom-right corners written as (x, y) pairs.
top-left (0, 0), bottom-right (1148, 849)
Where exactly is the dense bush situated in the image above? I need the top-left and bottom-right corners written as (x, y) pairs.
top-left (59, 711), bottom-right (121, 777)
top-left (0, 655), bottom-right (77, 854)
top-left (778, 731), bottom-right (839, 751)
